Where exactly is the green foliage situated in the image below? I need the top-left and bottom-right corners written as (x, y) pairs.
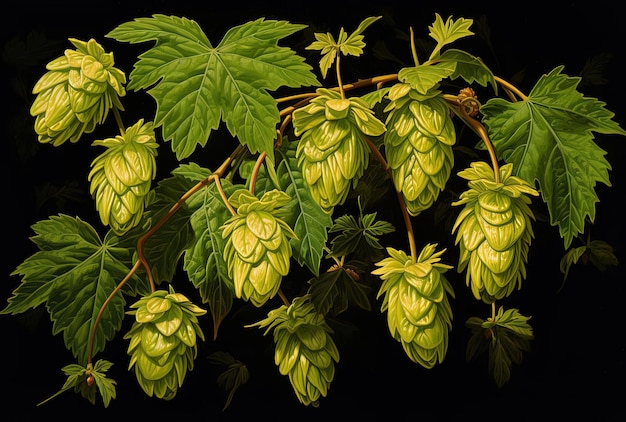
top-left (107, 15), bottom-right (319, 161)
top-left (466, 307), bottom-right (534, 387)
top-left (207, 351), bottom-right (250, 411)
top-left (3, 215), bottom-right (143, 365)
top-left (481, 66), bottom-right (626, 248)
top-left (38, 360), bottom-right (117, 408)
top-left (3, 11), bottom-right (624, 411)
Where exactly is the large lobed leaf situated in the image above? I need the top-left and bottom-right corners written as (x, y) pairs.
top-left (276, 143), bottom-right (332, 276)
top-left (481, 66), bottom-right (626, 248)
top-left (181, 164), bottom-right (237, 339)
top-left (3, 215), bottom-right (140, 365)
top-left (107, 15), bottom-right (319, 161)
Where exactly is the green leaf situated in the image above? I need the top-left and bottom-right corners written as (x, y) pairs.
top-left (428, 14), bottom-right (474, 60)
top-left (559, 245), bottom-right (587, 283)
top-left (132, 169), bottom-right (197, 285)
top-left (488, 325), bottom-right (532, 388)
top-left (465, 316), bottom-right (489, 362)
top-left (398, 62), bottom-right (455, 95)
top-left (3, 215), bottom-right (136, 365)
top-left (306, 16), bottom-right (381, 79)
top-left (182, 165), bottom-right (238, 339)
top-left (342, 16), bottom-right (382, 56)
top-left (587, 239), bottom-right (619, 270)
top-left (276, 143), bottom-right (332, 276)
top-left (38, 360), bottom-right (117, 407)
top-left (107, 15), bottom-right (319, 160)
top-left (212, 355), bottom-right (250, 411)
top-left (328, 199), bottom-right (394, 262)
top-left (492, 307), bottom-right (534, 339)
top-left (481, 66), bottom-right (626, 248)
top-left (438, 49), bottom-right (497, 92)
top-left (91, 360), bottom-right (117, 408)
top-left (308, 266), bottom-right (371, 317)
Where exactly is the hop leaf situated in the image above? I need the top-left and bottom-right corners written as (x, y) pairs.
top-left (247, 295), bottom-right (340, 406)
top-left (293, 88), bottom-right (386, 213)
top-left (306, 16), bottom-right (381, 78)
top-left (372, 244), bottom-right (455, 368)
top-left (466, 307), bottom-right (533, 387)
top-left (481, 66), bottom-right (626, 248)
top-left (383, 87), bottom-right (456, 216)
top-left (88, 119), bottom-right (158, 235)
top-left (30, 38), bottom-right (126, 146)
top-left (124, 287), bottom-right (206, 400)
top-left (452, 161), bottom-right (539, 303)
top-left (221, 189), bottom-right (297, 307)
top-left (37, 360), bottom-right (117, 407)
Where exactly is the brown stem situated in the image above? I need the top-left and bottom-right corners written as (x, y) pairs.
top-left (364, 137), bottom-right (417, 261)
top-left (444, 96), bottom-right (501, 183)
top-left (277, 288), bottom-right (290, 307)
top-left (86, 144), bottom-right (247, 366)
top-left (249, 151), bottom-right (267, 195)
top-left (87, 260), bottom-right (141, 365)
top-left (494, 76), bottom-right (528, 101)
top-left (112, 107), bottom-right (125, 135)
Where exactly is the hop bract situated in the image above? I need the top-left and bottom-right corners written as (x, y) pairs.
top-left (452, 161), bottom-right (539, 303)
top-left (30, 38), bottom-right (126, 146)
top-left (88, 119), bottom-right (158, 235)
top-left (124, 287), bottom-right (206, 400)
top-left (293, 88), bottom-right (386, 213)
top-left (372, 244), bottom-right (455, 368)
top-left (248, 295), bottom-right (339, 406)
top-left (383, 84), bottom-right (456, 216)
top-left (221, 189), bottom-right (297, 307)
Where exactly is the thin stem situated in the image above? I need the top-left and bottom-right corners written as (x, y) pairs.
top-left (409, 27), bottom-right (420, 66)
top-left (113, 107), bottom-right (125, 135)
top-left (277, 288), bottom-right (290, 307)
top-left (364, 137), bottom-right (417, 261)
top-left (249, 151), bottom-right (267, 195)
top-left (213, 175), bottom-right (236, 216)
top-left (336, 54), bottom-right (345, 99)
top-left (87, 144), bottom-right (248, 366)
top-left (88, 260), bottom-right (141, 365)
top-left (445, 96), bottom-right (500, 183)
top-left (494, 76), bottom-right (528, 101)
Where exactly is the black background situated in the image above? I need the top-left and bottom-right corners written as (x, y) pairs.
top-left (1, 1), bottom-right (625, 421)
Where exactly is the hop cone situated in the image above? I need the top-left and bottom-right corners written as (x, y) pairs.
top-left (248, 295), bottom-right (339, 406)
top-left (383, 84), bottom-right (456, 216)
top-left (88, 119), bottom-right (158, 235)
top-left (452, 161), bottom-right (539, 303)
top-left (221, 189), bottom-right (297, 307)
top-left (30, 38), bottom-right (126, 146)
top-left (293, 88), bottom-right (386, 213)
top-left (124, 287), bottom-right (206, 400)
top-left (372, 244), bottom-right (455, 368)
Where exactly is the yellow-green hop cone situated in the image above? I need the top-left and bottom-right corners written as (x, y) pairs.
top-left (452, 161), bottom-right (539, 303)
top-left (247, 295), bottom-right (339, 406)
top-left (30, 38), bottom-right (126, 146)
top-left (372, 244), bottom-right (455, 368)
top-left (124, 286), bottom-right (206, 400)
top-left (383, 84), bottom-right (456, 216)
top-left (293, 88), bottom-right (386, 213)
top-left (221, 189), bottom-right (297, 307)
top-left (88, 119), bottom-right (158, 235)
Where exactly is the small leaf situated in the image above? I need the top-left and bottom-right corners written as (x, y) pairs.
top-left (587, 239), bottom-right (619, 271)
top-left (428, 14), bottom-right (474, 60)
